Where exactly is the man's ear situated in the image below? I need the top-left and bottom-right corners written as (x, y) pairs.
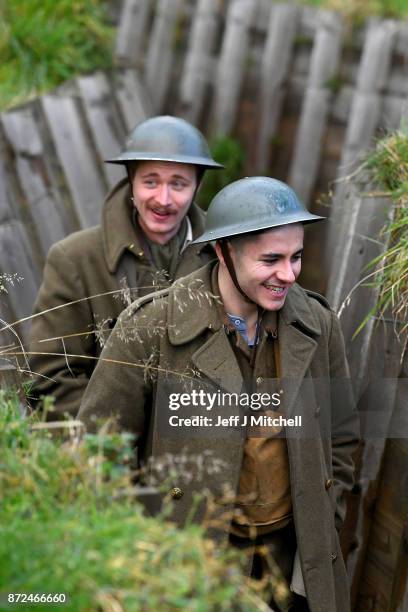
top-left (214, 240), bottom-right (224, 264)
top-left (215, 240), bottom-right (230, 266)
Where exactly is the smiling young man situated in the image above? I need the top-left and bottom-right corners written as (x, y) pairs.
top-left (28, 116), bottom-right (222, 418)
top-left (78, 177), bottom-right (359, 612)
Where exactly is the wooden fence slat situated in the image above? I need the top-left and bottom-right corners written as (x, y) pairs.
top-left (0, 221), bottom-right (40, 326)
top-left (41, 94), bottom-right (106, 229)
top-left (256, 3), bottom-right (299, 170)
top-left (395, 20), bottom-right (408, 56)
top-left (213, 0), bottom-right (259, 135)
top-left (388, 67), bottom-right (408, 97)
top-left (382, 95), bottom-right (408, 130)
top-left (326, 21), bottom-right (397, 279)
top-left (114, 69), bottom-right (151, 133)
top-left (354, 439), bottom-right (408, 610)
top-left (77, 72), bottom-right (126, 189)
top-left (0, 148), bottom-right (14, 224)
top-left (298, 5), bottom-right (319, 40)
top-left (340, 20), bottom-right (397, 173)
top-left (144, 0), bottom-right (183, 113)
top-left (115, 0), bottom-right (152, 65)
top-left (179, 0), bottom-right (220, 123)
top-left (1, 109), bottom-right (67, 256)
top-left (348, 327), bottom-right (404, 607)
top-left (326, 190), bottom-right (391, 366)
top-left (288, 10), bottom-right (343, 205)
top-left (0, 154), bottom-right (43, 282)
top-left (0, 360), bottom-right (23, 390)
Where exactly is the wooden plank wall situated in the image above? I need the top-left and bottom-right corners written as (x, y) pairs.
top-left (0, 69), bottom-right (150, 344)
top-left (1, 0), bottom-right (406, 333)
top-left (0, 1), bottom-right (406, 607)
top-left (114, 0), bottom-right (407, 202)
top-left (115, 0), bottom-right (407, 297)
top-left (325, 173), bottom-right (407, 609)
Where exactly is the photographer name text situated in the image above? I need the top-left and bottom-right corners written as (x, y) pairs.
top-left (168, 414), bottom-right (302, 428)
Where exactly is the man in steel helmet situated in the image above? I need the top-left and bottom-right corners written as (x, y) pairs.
top-left (78, 177), bottom-right (359, 612)
top-left (29, 115), bottom-right (222, 418)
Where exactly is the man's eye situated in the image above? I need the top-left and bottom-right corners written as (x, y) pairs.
top-left (144, 180), bottom-right (157, 187)
top-left (292, 254), bottom-right (303, 261)
top-left (172, 180), bottom-right (186, 190)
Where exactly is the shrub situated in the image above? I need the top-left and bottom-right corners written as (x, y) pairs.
top-left (0, 389), bottom-right (269, 611)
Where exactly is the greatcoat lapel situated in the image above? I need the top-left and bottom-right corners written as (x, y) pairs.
top-left (278, 284), bottom-right (321, 417)
top-left (166, 265), bottom-right (243, 396)
top-left (191, 329), bottom-right (244, 396)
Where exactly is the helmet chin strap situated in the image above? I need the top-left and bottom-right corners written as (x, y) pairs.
top-left (219, 239), bottom-right (253, 304)
top-left (126, 164), bottom-right (135, 202)
top-left (219, 240), bottom-right (264, 364)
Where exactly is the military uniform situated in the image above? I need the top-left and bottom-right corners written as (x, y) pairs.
top-left (28, 178), bottom-right (214, 417)
top-left (78, 260), bottom-right (359, 612)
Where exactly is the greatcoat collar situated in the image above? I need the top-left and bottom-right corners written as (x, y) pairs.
top-left (167, 262), bottom-right (323, 408)
top-left (167, 261), bottom-right (322, 344)
top-left (101, 178), bottom-right (209, 274)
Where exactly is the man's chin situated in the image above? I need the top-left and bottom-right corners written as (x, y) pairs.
top-left (259, 295), bottom-right (287, 312)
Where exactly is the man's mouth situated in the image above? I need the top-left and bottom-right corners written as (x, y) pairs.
top-left (150, 208), bottom-right (173, 218)
top-left (262, 283), bottom-right (287, 295)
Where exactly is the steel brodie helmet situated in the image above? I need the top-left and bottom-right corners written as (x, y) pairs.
top-left (105, 115), bottom-right (223, 169)
top-left (193, 176), bottom-right (324, 244)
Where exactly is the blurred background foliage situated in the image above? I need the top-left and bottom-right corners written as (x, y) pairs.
top-left (0, 0), bottom-right (113, 111)
top-left (197, 136), bottom-right (246, 209)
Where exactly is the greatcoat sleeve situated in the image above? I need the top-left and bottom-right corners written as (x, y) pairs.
top-left (77, 303), bottom-right (155, 440)
top-left (28, 242), bottom-right (96, 418)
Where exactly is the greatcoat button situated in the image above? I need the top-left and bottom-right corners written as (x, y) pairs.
top-left (314, 405), bottom-right (321, 416)
top-left (170, 487), bottom-right (184, 500)
top-left (325, 478), bottom-right (333, 490)
top-left (331, 552), bottom-right (337, 562)
top-left (256, 377), bottom-right (264, 386)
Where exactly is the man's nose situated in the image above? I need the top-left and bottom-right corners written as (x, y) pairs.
top-left (155, 184), bottom-right (171, 206)
top-left (276, 260), bottom-right (296, 283)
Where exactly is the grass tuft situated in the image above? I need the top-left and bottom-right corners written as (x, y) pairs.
top-left (0, 390), bottom-right (270, 610)
top-left (354, 129), bottom-right (408, 336)
top-left (0, 0), bottom-right (113, 111)
top-left (298, 0), bottom-right (408, 22)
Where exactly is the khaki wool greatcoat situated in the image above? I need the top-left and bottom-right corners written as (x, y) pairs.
top-left (79, 261), bottom-right (359, 612)
top-left (29, 178), bottom-right (214, 417)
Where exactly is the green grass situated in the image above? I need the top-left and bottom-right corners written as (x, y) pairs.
top-left (354, 129), bottom-right (408, 336)
top-left (0, 389), bottom-right (270, 611)
top-left (298, 0), bottom-right (408, 21)
top-left (0, 0), bottom-right (113, 110)
top-left (198, 136), bottom-right (246, 210)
